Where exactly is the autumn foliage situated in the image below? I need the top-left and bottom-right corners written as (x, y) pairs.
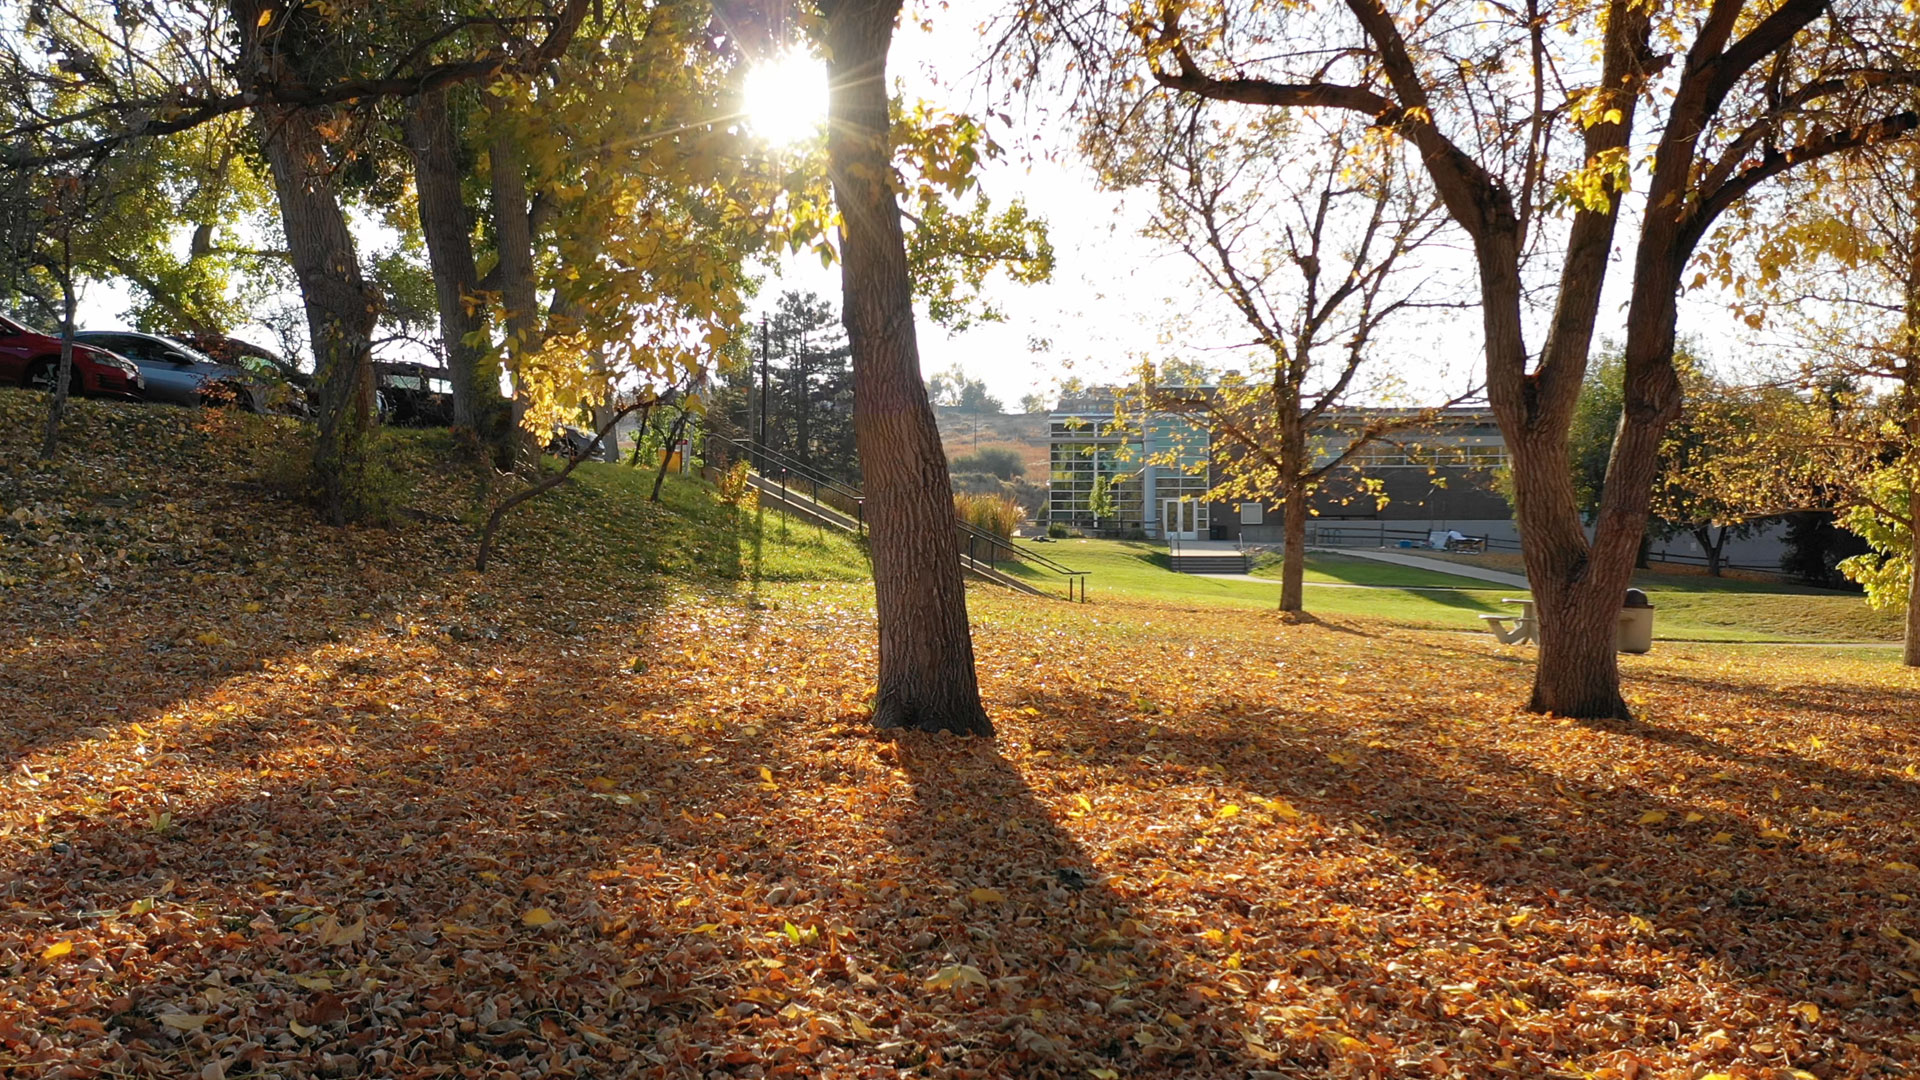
top-left (5, 394), bottom-right (1920, 1077)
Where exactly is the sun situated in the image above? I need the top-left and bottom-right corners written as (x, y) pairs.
top-left (742, 50), bottom-right (828, 147)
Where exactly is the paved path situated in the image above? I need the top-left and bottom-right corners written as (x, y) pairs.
top-left (1317, 547), bottom-right (1532, 589)
top-left (1191, 575), bottom-right (1496, 592)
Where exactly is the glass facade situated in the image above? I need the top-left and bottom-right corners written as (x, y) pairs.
top-left (1048, 409), bottom-right (1209, 534)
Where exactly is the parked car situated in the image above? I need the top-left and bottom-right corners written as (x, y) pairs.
top-left (0, 314), bottom-right (146, 400)
top-left (374, 361), bottom-right (455, 427)
top-left (72, 330), bottom-right (300, 413)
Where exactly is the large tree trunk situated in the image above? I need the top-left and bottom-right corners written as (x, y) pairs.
top-left (256, 104), bottom-right (378, 524)
top-left (823, 0), bottom-right (989, 736)
top-left (1906, 480), bottom-right (1920, 668)
top-left (489, 117), bottom-right (541, 458)
top-left (405, 87), bottom-right (506, 449)
top-left (237, 1), bottom-right (377, 524)
top-left (1279, 480), bottom-right (1307, 614)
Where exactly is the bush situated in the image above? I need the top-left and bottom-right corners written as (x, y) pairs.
top-left (1047, 521), bottom-right (1071, 539)
top-left (717, 460), bottom-right (758, 509)
top-left (951, 446), bottom-right (1025, 481)
top-left (954, 492), bottom-right (1023, 540)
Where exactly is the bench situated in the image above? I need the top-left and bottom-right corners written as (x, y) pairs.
top-left (1478, 614), bottom-right (1537, 645)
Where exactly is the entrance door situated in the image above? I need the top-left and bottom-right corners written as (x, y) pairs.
top-left (1162, 498), bottom-right (1199, 540)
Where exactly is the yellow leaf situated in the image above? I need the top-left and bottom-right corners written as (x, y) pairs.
top-left (1886, 861), bottom-right (1919, 873)
top-left (315, 915), bottom-right (365, 946)
top-left (1759, 828), bottom-right (1794, 841)
top-left (288, 1019), bottom-right (317, 1038)
top-left (256, 9), bottom-right (272, 25)
top-left (1259, 797), bottom-right (1301, 820)
top-left (1792, 1002), bottom-right (1821, 1024)
top-left (1216, 804), bottom-right (1241, 818)
top-left (241, 601), bottom-right (263, 614)
top-left (758, 766), bottom-right (775, 783)
top-left (848, 1014), bottom-right (875, 1040)
top-left (687, 923), bottom-right (720, 934)
top-left (159, 1013), bottom-right (210, 1033)
top-left (1637, 810), bottom-right (1668, 825)
top-left (293, 974), bottom-right (333, 990)
top-left (521, 908), bottom-right (555, 927)
top-left (925, 964), bottom-right (989, 991)
top-left (1494, 835), bottom-right (1522, 848)
top-left (969, 887), bottom-right (1006, 904)
top-left (1710, 831), bottom-right (1733, 844)
top-left (1684, 811), bottom-right (1705, 823)
top-left (1327, 751), bottom-right (1358, 766)
top-left (42, 941), bottom-right (73, 960)
top-left (1088, 1071), bottom-right (1120, 1080)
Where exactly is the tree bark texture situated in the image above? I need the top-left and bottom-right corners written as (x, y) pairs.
top-left (489, 119), bottom-right (541, 451)
top-left (1906, 480), bottom-right (1920, 667)
top-left (405, 87), bottom-right (506, 447)
top-left (1280, 480), bottom-right (1308, 614)
top-left (238, 1), bottom-right (377, 525)
top-left (823, 0), bottom-right (990, 736)
top-left (40, 253), bottom-right (76, 460)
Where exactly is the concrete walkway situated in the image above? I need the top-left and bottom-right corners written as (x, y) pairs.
top-left (1319, 547), bottom-right (1532, 589)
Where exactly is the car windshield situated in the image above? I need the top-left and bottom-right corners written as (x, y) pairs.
top-left (154, 337), bottom-right (217, 365)
top-left (0, 314), bottom-right (37, 336)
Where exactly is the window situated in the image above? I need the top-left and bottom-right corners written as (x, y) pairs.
top-left (1239, 503), bottom-right (1264, 525)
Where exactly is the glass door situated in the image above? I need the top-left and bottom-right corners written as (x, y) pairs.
top-left (1163, 498), bottom-right (1198, 540)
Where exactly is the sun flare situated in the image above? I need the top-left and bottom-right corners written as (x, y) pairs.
top-left (742, 51), bottom-right (829, 146)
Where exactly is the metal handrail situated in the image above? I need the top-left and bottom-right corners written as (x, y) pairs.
top-left (958, 521), bottom-right (1089, 602)
top-left (708, 432), bottom-right (1088, 601)
top-left (705, 433), bottom-right (865, 528)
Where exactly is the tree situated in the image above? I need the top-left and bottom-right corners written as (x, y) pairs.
top-left (5, 0), bottom-right (594, 520)
top-left (820, 0), bottom-right (990, 735)
top-left (1731, 140), bottom-right (1920, 661)
top-left (1005, 0), bottom-right (1920, 717)
top-left (1019, 392), bottom-right (1048, 414)
top-left (1103, 103), bottom-right (1456, 613)
top-left (715, 291), bottom-right (860, 478)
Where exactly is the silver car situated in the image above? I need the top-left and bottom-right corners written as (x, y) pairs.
top-left (72, 330), bottom-right (293, 413)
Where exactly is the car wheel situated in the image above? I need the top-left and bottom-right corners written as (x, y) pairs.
top-left (199, 382), bottom-right (256, 411)
top-left (24, 358), bottom-right (81, 396)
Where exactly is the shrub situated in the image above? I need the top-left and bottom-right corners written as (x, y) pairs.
top-left (717, 460), bottom-right (758, 509)
top-left (951, 446), bottom-right (1025, 480)
top-left (954, 492), bottom-right (1023, 540)
top-left (1047, 521), bottom-right (1071, 539)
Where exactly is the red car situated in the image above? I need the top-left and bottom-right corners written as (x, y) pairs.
top-left (0, 314), bottom-right (145, 399)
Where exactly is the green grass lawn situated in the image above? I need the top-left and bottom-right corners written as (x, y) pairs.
top-left (999, 538), bottom-right (1901, 643)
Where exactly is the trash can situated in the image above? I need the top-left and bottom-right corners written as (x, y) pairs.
top-left (1617, 588), bottom-right (1654, 654)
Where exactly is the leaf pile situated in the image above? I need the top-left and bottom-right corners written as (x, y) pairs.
top-left (6, 394), bottom-right (1920, 1079)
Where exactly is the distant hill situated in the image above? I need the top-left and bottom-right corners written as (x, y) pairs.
top-left (932, 406), bottom-right (1049, 477)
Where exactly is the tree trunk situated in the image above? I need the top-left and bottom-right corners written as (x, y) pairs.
top-left (823, 0), bottom-right (989, 736)
top-left (39, 249), bottom-right (76, 460)
top-left (1505, 418), bottom-right (1634, 719)
top-left (489, 117), bottom-right (541, 459)
top-left (254, 102), bottom-right (378, 524)
top-left (1279, 483), bottom-right (1307, 614)
top-left (1906, 481), bottom-right (1920, 667)
top-left (1694, 525), bottom-right (1725, 577)
top-left (405, 87), bottom-right (506, 450)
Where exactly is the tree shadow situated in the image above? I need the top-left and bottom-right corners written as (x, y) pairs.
top-left (1003, 678), bottom-right (1920, 1074)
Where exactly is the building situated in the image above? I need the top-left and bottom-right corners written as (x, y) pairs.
top-left (1047, 390), bottom-right (1513, 542)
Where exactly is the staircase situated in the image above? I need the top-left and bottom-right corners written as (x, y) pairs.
top-left (1167, 537), bottom-right (1251, 575)
top-left (704, 434), bottom-right (1088, 601)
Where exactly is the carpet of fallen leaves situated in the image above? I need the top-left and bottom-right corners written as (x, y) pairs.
top-left (7, 394), bottom-right (1920, 1080)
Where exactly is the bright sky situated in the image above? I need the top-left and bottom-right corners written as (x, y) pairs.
top-left (68, 8), bottom-right (1765, 409)
top-left (750, 12), bottom-right (1768, 411)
